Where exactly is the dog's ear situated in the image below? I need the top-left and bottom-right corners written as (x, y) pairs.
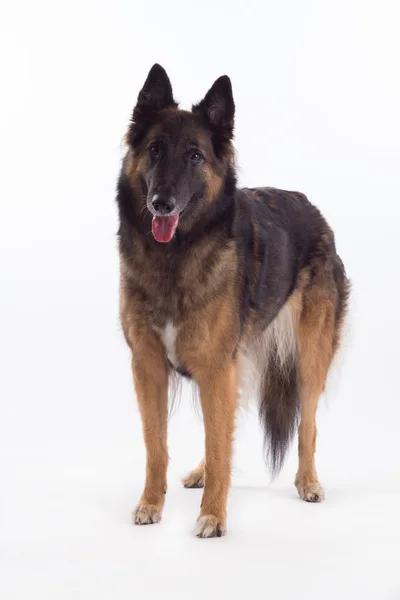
top-left (128, 64), bottom-right (177, 147)
top-left (193, 75), bottom-right (235, 151)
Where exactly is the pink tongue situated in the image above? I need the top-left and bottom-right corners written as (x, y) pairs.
top-left (152, 214), bottom-right (180, 243)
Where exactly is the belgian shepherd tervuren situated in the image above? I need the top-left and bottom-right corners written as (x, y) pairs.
top-left (117, 64), bottom-right (350, 537)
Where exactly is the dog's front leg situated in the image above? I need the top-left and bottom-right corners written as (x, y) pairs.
top-left (195, 361), bottom-right (237, 538)
top-left (130, 330), bottom-right (169, 526)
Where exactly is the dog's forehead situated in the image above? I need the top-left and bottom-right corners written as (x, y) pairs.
top-left (151, 110), bottom-right (209, 146)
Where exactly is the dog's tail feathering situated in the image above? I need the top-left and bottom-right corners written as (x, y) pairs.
top-left (240, 300), bottom-right (301, 477)
top-left (258, 332), bottom-right (300, 477)
top-left (259, 301), bottom-right (300, 477)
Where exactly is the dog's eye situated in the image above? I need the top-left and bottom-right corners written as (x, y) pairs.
top-left (190, 151), bottom-right (203, 164)
top-left (149, 144), bottom-right (160, 158)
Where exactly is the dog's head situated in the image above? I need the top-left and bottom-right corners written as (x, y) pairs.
top-left (124, 64), bottom-right (235, 243)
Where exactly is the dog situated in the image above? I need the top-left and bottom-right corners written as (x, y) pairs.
top-left (117, 64), bottom-right (350, 538)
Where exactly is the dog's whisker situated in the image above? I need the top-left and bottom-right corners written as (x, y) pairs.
top-left (140, 204), bottom-right (149, 218)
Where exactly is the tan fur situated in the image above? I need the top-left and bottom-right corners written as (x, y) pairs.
top-left (294, 261), bottom-right (338, 502)
top-left (126, 151), bottom-right (148, 184)
top-left (195, 360), bottom-right (237, 537)
top-left (176, 294), bottom-right (238, 536)
top-left (203, 164), bottom-right (223, 204)
top-left (182, 459), bottom-right (205, 488)
top-left (121, 286), bottom-right (170, 524)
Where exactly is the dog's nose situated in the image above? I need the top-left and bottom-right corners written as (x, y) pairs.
top-left (152, 195), bottom-right (176, 215)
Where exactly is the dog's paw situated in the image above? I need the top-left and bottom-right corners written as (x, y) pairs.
top-left (182, 469), bottom-right (205, 489)
top-left (195, 515), bottom-right (226, 538)
top-left (297, 482), bottom-right (325, 503)
top-left (132, 503), bottom-right (162, 525)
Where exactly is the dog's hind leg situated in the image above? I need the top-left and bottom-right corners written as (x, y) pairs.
top-left (295, 368), bottom-right (326, 503)
top-left (295, 260), bottom-right (348, 502)
top-left (182, 458), bottom-right (205, 488)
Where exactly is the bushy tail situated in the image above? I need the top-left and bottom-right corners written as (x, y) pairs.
top-left (259, 349), bottom-right (300, 477)
top-left (256, 302), bottom-right (301, 477)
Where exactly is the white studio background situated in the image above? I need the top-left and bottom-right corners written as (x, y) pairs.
top-left (1, 1), bottom-right (399, 598)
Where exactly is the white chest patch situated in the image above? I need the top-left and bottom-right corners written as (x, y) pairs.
top-left (155, 321), bottom-right (179, 368)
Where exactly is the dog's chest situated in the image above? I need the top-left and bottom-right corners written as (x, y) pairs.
top-left (153, 321), bottom-right (180, 368)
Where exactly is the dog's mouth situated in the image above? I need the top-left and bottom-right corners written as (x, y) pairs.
top-left (151, 214), bottom-right (180, 243)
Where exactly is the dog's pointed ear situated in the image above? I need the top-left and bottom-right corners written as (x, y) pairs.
top-left (135, 64), bottom-right (176, 115)
top-left (128, 64), bottom-right (177, 147)
top-left (193, 75), bottom-right (235, 141)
